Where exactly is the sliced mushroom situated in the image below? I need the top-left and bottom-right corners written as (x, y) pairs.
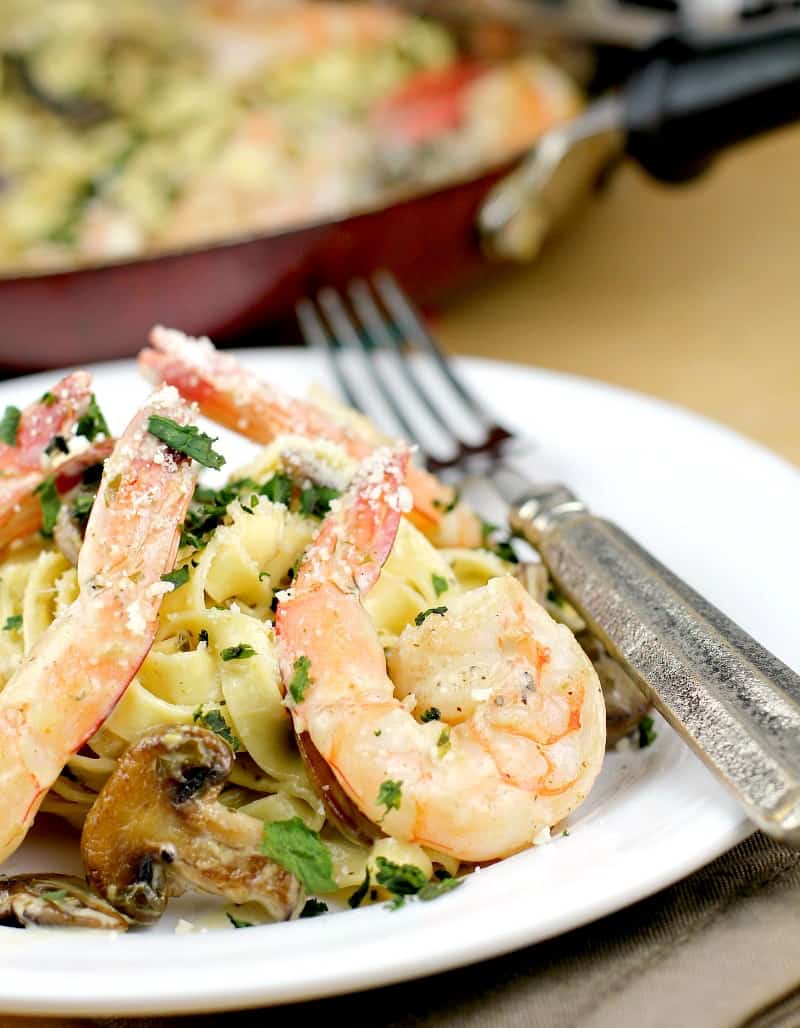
top-left (0, 873), bottom-right (129, 930)
top-left (81, 724), bottom-right (303, 925)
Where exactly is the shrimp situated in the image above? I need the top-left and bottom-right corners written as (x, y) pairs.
top-left (0, 372), bottom-right (113, 550)
top-left (275, 449), bottom-right (605, 863)
top-left (0, 386), bottom-right (199, 864)
top-left (138, 325), bottom-right (483, 548)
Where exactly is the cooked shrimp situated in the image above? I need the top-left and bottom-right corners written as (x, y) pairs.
top-left (138, 325), bottom-right (482, 547)
top-left (0, 386), bottom-right (199, 864)
top-left (0, 372), bottom-right (113, 550)
top-left (276, 449), bottom-right (605, 863)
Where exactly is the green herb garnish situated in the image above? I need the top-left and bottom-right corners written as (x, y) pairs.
top-left (0, 406), bottom-right (21, 446)
top-left (161, 565), bottom-right (190, 590)
top-left (44, 435), bottom-right (69, 456)
top-left (437, 727), bottom-right (451, 756)
top-left (479, 519), bottom-right (519, 564)
top-left (299, 484), bottom-right (340, 519)
top-left (418, 876), bottom-right (463, 901)
top-left (289, 655), bottom-right (311, 704)
top-left (431, 574), bottom-right (448, 597)
top-left (147, 414), bottom-right (225, 470)
top-left (638, 715), bottom-right (657, 749)
top-left (40, 392), bottom-right (56, 406)
top-left (72, 491), bottom-right (95, 524)
top-left (348, 869), bottom-right (371, 909)
top-left (226, 912), bottom-right (254, 929)
top-left (377, 779), bottom-right (403, 820)
top-left (300, 898), bottom-right (329, 918)
top-left (414, 606), bottom-right (448, 627)
top-left (261, 817), bottom-right (337, 894)
top-left (220, 643), bottom-right (256, 662)
top-left (420, 707), bottom-right (441, 723)
top-left (259, 473), bottom-right (293, 505)
top-left (76, 395), bottom-right (110, 441)
top-left (35, 477), bottom-right (60, 537)
top-left (374, 857), bottom-right (427, 909)
top-left (192, 706), bottom-right (241, 751)
top-left (3, 615), bottom-right (22, 631)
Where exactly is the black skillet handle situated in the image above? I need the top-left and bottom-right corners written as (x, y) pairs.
top-left (623, 31), bottom-right (800, 182)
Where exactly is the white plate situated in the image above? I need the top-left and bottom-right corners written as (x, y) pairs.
top-left (1, 350), bottom-right (798, 1018)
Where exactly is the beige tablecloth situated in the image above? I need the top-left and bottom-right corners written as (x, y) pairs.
top-left (8, 124), bottom-right (800, 1028)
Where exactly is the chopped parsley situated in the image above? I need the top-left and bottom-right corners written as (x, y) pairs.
top-left (418, 875), bottom-right (463, 901)
top-left (192, 706), bottom-right (241, 751)
top-left (180, 478), bottom-right (256, 549)
top-left (348, 869), bottom-right (371, 909)
top-left (259, 473), bottom-right (293, 506)
top-left (638, 715), bottom-right (657, 749)
top-left (299, 484), bottom-right (340, 519)
top-left (220, 643), bottom-right (256, 661)
top-left (372, 859), bottom-right (463, 909)
top-left (161, 565), bottom-right (190, 590)
top-left (40, 392), bottom-right (56, 406)
top-left (300, 898), bottom-right (329, 918)
top-left (260, 817), bottom-right (337, 894)
top-left (34, 477), bottom-right (60, 537)
top-left (437, 727), bottom-right (451, 756)
top-left (44, 434), bottom-right (69, 456)
top-left (375, 857), bottom-right (427, 909)
top-left (376, 779), bottom-right (403, 820)
top-left (431, 574), bottom-right (449, 597)
top-left (289, 655), bottom-right (312, 704)
top-left (226, 912), bottom-right (254, 929)
top-left (3, 615), bottom-right (22, 631)
top-left (480, 519), bottom-right (519, 564)
top-left (147, 414), bottom-right (225, 470)
top-left (72, 491), bottom-right (95, 524)
top-left (0, 406), bottom-right (21, 446)
top-left (420, 707), bottom-right (441, 723)
top-left (414, 606), bottom-right (448, 627)
top-left (76, 395), bottom-right (110, 441)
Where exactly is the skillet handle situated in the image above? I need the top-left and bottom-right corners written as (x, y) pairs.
top-left (509, 486), bottom-right (800, 846)
top-left (624, 30), bottom-right (800, 182)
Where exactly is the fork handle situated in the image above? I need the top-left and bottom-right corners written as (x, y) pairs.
top-left (510, 487), bottom-right (800, 846)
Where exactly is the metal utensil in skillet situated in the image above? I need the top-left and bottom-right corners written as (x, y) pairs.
top-left (480, 27), bottom-right (800, 259)
top-left (298, 270), bottom-right (800, 847)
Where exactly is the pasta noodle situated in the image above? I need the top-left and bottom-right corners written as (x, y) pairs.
top-left (1, 434), bottom-right (526, 893)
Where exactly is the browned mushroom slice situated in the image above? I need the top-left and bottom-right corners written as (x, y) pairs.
top-left (81, 724), bottom-right (303, 925)
top-left (0, 873), bottom-right (129, 930)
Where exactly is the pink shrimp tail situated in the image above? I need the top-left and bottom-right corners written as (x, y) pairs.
top-left (0, 371), bottom-right (93, 470)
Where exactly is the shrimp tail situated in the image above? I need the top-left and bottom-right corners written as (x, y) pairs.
top-left (0, 386), bottom-right (199, 864)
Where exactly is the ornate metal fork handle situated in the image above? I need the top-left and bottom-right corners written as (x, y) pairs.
top-left (297, 271), bottom-right (800, 847)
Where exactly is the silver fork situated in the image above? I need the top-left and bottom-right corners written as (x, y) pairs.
top-left (297, 271), bottom-right (800, 848)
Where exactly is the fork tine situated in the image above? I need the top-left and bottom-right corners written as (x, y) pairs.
top-left (295, 297), bottom-right (364, 414)
top-left (316, 287), bottom-right (430, 455)
top-left (349, 278), bottom-right (463, 446)
top-left (373, 269), bottom-right (494, 428)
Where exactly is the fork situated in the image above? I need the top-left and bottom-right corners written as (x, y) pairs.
top-left (297, 271), bottom-right (800, 847)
